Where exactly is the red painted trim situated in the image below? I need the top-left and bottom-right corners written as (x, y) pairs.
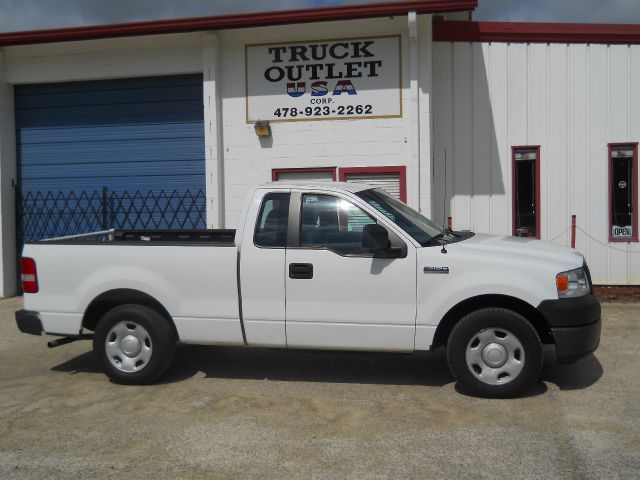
top-left (434, 20), bottom-right (640, 45)
top-left (511, 146), bottom-right (541, 239)
top-left (0, 1), bottom-right (477, 47)
top-left (272, 167), bottom-right (337, 182)
top-left (608, 142), bottom-right (639, 243)
top-left (338, 165), bottom-right (407, 203)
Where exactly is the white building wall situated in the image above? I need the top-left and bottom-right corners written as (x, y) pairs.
top-left (433, 40), bottom-right (640, 285)
top-left (4, 33), bottom-right (204, 84)
top-left (0, 52), bottom-right (18, 296)
top-left (2, 18), bottom-right (636, 288)
top-left (217, 16), bottom-right (433, 226)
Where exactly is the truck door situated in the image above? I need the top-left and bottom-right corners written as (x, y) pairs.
top-left (285, 191), bottom-right (417, 351)
top-left (239, 190), bottom-right (290, 347)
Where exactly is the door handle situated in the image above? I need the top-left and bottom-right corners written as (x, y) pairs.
top-left (289, 263), bottom-right (313, 279)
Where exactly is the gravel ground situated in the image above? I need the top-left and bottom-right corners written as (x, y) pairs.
top-left (0, 296), bottom-right (638, 479)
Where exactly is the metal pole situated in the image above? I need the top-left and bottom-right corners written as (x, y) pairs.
top-left (102, 186), bottom-right (108, 230)
top-left (571, 215), bottom-right (576, 249)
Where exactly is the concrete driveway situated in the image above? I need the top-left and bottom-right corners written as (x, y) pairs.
top-left (0, 296), bottom-right (638, 479)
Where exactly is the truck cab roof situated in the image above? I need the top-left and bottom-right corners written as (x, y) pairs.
top-left (261, 181), bottom-right (375, 194)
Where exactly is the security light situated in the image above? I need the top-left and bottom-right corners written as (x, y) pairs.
top-left (254, 120), bottom-right (271, 137)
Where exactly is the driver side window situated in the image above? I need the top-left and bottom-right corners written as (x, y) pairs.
top-left (300, 194), bottom-right (376, 255)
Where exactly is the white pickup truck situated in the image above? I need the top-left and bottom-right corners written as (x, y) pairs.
top-left (16, 182), bottom-right (601, 397)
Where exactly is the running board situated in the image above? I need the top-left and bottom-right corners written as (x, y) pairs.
top-left (47, 334), bottom-right (93, 348)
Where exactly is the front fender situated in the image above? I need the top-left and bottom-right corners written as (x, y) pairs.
top-left (415, 265), bottom-right (557, 350)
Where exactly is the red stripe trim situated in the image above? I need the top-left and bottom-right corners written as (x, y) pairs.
top-left (0, 1), bottom-right (477, 47)
top-left (434, 20), bottom-right (640, 44)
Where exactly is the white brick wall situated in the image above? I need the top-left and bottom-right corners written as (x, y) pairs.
top-left (217, 16), bottom-right (433, 227)
top-left (0, 52), bottom-right (17, 296)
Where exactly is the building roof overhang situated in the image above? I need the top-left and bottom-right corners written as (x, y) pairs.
top-left (0, 1), bottom-right (477, 47)
top-left (434, 19), bottom-right (640, 45)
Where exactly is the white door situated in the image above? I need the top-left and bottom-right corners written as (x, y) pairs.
top-left (240, 190), bottom-right (290, 347)
top-left (285, 192), bottom-right (417, 351)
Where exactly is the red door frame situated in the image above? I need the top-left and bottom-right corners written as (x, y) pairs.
top-left (608, 142), bottom-right (639, 243)
top-left (272, 167), bottom-right (337, 181)
top-left (338, 165), bottom-right (407, 202)
top-left (511, 146), bottom-right (541, 239)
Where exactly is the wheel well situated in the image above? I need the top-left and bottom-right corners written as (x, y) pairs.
top-left (82, 289), bottom-right (177, 338)
top-left (432, 294), bottom-right (553, 348)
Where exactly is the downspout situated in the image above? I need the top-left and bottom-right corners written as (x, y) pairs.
top-left (408, 11), bottom-right (421, 210)
top-left (202, 33), bottom-right (225, 228)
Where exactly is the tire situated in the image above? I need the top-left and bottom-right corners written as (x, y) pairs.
top-left (446, 308), bottom-right (543, 398)
top-left (93, 304), bottom-right (176, 385)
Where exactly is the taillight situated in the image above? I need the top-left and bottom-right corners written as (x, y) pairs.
top-left (21, 257), bottom-right (38, 293)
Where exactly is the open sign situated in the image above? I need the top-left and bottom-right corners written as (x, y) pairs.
top-left (612, 225), bottom-right (633, 238)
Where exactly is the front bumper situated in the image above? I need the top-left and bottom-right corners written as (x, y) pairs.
top-left (551, 319), bottom-right (601, 364)
top-left (15, 309), bottom-right (43, 336)
top-left (537, 294), bottom-right (601, 363)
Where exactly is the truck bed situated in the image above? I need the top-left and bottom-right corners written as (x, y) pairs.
top-left (32, 229), bottom-right (237, 245)
top-left (22, 231), bottom-right (242, 343)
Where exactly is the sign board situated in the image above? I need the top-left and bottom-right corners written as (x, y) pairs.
top-left (245, 36), bottom-right (402, 123)
top-left (612, 225), bottom-right (633, 239)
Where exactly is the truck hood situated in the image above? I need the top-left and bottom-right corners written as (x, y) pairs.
top-left (449, 233), bottom-right (584, 270)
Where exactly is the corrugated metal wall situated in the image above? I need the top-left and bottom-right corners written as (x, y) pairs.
top-left (433, 41), bottom-right (640, 285)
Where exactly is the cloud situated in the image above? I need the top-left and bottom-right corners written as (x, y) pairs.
top-left (0, 0), bottom-right (390, 32)
top-left (474, 0), bottom-right (640, 23)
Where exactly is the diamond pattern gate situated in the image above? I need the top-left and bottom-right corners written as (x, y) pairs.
top-left (16, 187), bottom-right (207, 251)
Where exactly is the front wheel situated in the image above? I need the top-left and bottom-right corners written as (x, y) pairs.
top-left (446, 308), bottom-right (543, 398)
top-left (93, 304), bottom-right (176, 385)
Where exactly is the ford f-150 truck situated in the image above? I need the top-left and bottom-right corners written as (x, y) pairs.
top-left (16, 182), bottom-right (601, 397)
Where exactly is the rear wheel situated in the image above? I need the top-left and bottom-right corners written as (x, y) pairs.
top-left (93, 304), bottom-right (176, 385)
top-left (446, 308), bottom-right (543, 398)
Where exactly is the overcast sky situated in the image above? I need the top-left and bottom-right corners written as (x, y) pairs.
top-left (1, 0), bottom-right (639, 33)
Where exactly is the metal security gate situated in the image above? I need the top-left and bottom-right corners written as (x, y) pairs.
top-left (15, 74), bottom-right (205, 252)
top-left (339, 166), bottom-right (407, 202)
top-left (16, 188), bottom-right (206, 245)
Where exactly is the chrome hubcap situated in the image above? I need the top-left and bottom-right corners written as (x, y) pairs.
top-left (482, 343), bottom-right (508, 368)
top-left (466, 328), bottom-right (525, 385)
top-left (105, 321), bottom-right (152, 373)
top-left (120, 335), bottom-right (141, 357)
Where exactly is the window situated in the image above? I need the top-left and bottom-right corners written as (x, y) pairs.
top-left (512, 146), bottom-right (540, 238)
top-left (271, 166), bottom-right (407, 202)
top-left (609, 143), bottom-right (638, 242)
top-left (356, 188), bottom-right (442, 246)
top-left (254, 193), bottom-right (290, 248)
top-left (272, 167), bottom-right (336, 182)
top-left (300, 194), bottom-right (376, 255)
top-left (339, 166), bottom-right (407, 202)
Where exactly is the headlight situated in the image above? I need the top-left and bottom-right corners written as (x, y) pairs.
top-left (556, 267), bottom-right (590, 298)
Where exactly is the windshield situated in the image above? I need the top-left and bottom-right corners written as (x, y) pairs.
top-left (355, 189), bottom-right (444, 246)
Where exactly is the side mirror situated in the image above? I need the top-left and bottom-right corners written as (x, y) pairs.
top-left (362, 224), bottom-right (390, 252)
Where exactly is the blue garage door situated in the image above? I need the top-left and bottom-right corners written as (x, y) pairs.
top-left (15, 74), bottom-right (205, 248)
